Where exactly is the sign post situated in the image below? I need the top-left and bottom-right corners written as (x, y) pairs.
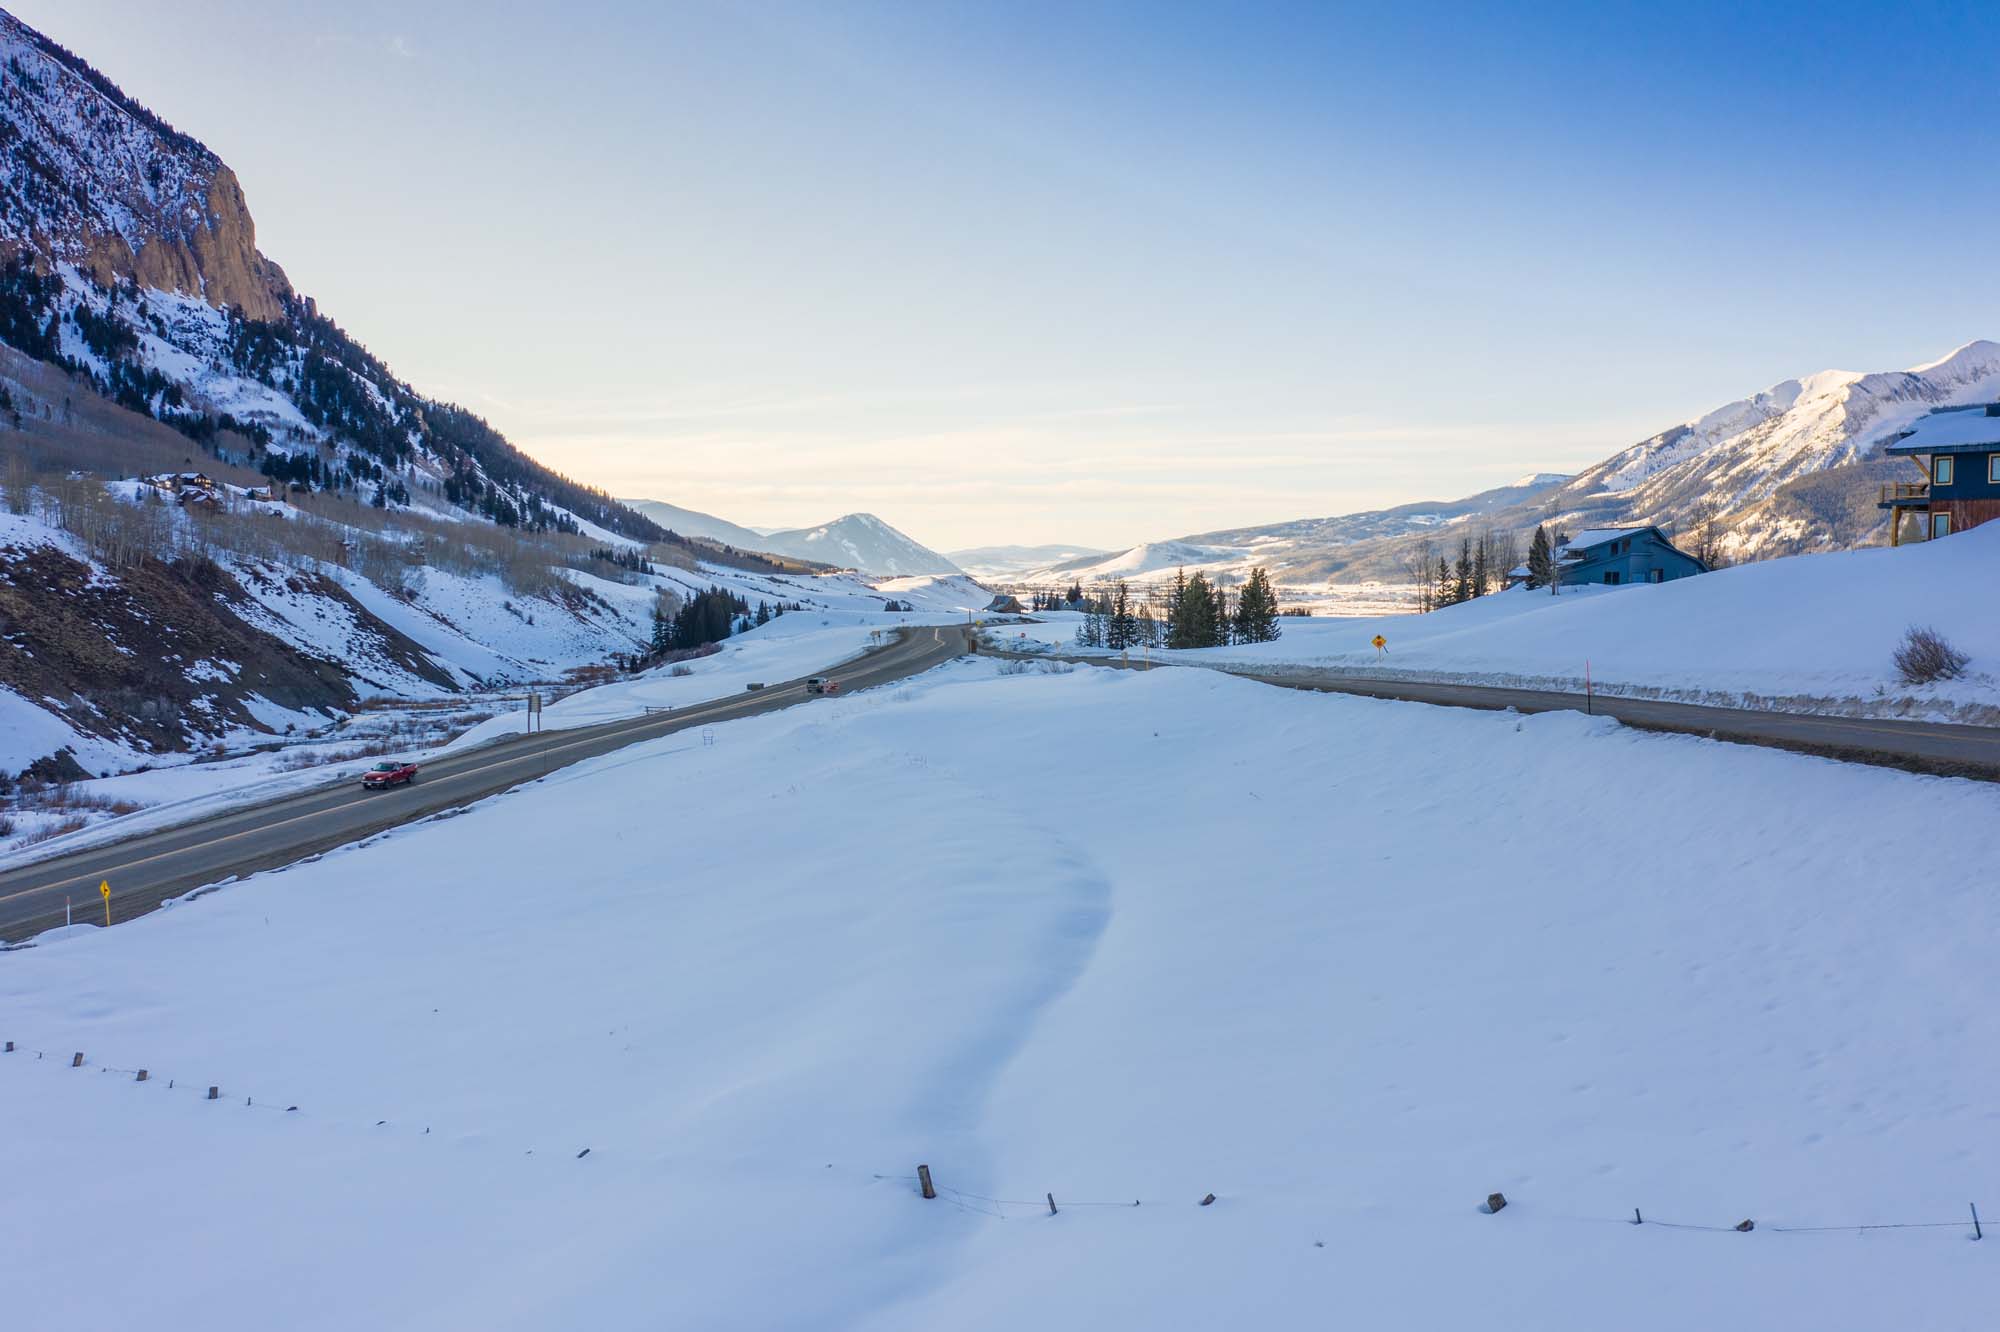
top-left (99, 880), bottom-right (111, 927)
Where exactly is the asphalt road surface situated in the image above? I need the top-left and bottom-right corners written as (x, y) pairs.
top-left (0, 626), bottom-right (968, 943)
top-left (1002, 645), bottom-right (2000, 781)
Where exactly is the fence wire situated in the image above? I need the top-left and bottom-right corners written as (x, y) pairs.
top-left (4, 1042), bottom-right (1990, 1244)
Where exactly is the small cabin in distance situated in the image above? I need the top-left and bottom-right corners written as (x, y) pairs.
top-left (1877, 405), bottom-right (2000, 544)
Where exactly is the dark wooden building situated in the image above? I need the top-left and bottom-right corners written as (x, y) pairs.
top-left (1878, 405), bottom-right (2000, 544)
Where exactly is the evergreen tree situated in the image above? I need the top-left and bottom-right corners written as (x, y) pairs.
top-left (1234, 567), bottom-right (1281, 642)
top-left (1137, 600), bottom-right (1160, 647)
top-left (1108, 579), bottom-right (1136, 649)
top-left (1165, 568), bottom-right (1191, 647)
top-left (1211, 581), bottom-right (1231, 646)
top-left (1471, 533), bottom-right (1490, 599)
top-left (1451, 538), bottom-right (1473, 605)
top-left (1526, 524), bottom-right (1552, 589)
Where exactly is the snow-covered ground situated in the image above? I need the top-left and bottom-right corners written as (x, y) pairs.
top-left (0, 612), bottom-right (969, 869)
top-left (1004, 524), bottom-right (2000, 719)
top-left (2, 472), bottom-right (991, 857)
top-left (5, 657), bottom-right (1998, 1330)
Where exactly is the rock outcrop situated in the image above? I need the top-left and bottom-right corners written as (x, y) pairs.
top-left (0, 11), bottom-right (291, 320)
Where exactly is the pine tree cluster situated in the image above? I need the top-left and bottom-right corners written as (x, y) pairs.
top-left (650, 585), bottom-right (766, 653)
top-left (1146, 566), bottom-right (1282, 649)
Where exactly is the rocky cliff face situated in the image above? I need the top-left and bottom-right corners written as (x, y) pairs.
top-left (0, 10), bottom-right (291, 321)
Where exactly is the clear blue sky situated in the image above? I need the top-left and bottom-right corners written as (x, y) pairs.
top-left (16, 0), bottom-right (1999, 548)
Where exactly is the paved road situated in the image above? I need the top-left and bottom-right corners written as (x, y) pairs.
top-left (0, 626), bottom-right (968, 943)
top-left (1001, 646), bottom-right (2000, 780)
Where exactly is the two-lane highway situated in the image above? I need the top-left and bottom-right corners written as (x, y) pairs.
top-left (0, 626), bottom-right (968, 943)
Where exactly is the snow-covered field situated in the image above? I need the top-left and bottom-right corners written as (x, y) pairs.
top-left (1005, 524), bottom-right (2000, 719)
top-left (5, 657), bottom-right (1998, 1329)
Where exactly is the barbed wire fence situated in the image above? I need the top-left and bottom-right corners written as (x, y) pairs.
top-left (3, 1039), bottom-right (1989, 1243)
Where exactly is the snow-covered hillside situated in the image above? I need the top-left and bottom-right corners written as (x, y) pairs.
top-left (946, 543), bottom-right (1111, 578)
top-left (1020, 473), bottom-right (1571, 589)
top-left (0, 479), bottom-right (978, 787)
top-left (7, 656), bottom-right (1999, 1329)
top-left (1006, 522), bottom-right (2000, 719)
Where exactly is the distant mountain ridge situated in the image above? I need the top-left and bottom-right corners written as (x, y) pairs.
top-left (1028, 342), bottom-right (2000, 588)
top-left (1019, 473), bottom-right (1574, 586)
top-left (621, 498), bottom-right (773, 552)
top-left (623, 499), bottom-right (960, 577)
top-left (946, 543), bottom-right (1111, 578)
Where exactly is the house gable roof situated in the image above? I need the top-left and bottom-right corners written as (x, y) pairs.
top-left (1883, 405), bottom-right (2000, 456)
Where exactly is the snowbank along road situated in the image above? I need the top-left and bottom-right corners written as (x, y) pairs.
top-left (0, 627), bottom-right (969, 942)
top-left (993, 643), bottom-right (2000, 779)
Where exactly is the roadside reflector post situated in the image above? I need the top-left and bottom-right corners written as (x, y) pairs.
top-left (71, 1052), bottom-right (84, 1068)
top-left (1047, 1192), bottom-right (1058, 1216)
top-left (1973, 1203), bottom-right (1983, 1241)
top-left (917, 1164), bottom-right (936, 1200)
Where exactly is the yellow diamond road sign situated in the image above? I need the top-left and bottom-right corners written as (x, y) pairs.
top-left (100, 880), bottom-right (110, 898)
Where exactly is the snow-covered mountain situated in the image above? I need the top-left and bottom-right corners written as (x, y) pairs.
top-left (1546, 340), bottom-right (2000, 559)
top-left (620, 498), bottom-right (773, 553)
top-left (1019, 474), bottom-right (1572, 587)
top-left (0, 9), bottom-right (664, 544)
top-left (759, 513), bottom-right (960, 576)
top-left (946, 543), bottom-right (1111, 578)
top-left (623, 500), bottom-right (961, 577)
top-left (1035, 342), bottom-right (2000, 590)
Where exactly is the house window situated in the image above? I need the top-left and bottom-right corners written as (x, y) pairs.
top-left (1650, 569), bottom-right (1664, 583)
top-left (1932, 513), bottom-right (1952, 539)
top-left (1604, 570), bottom-right (1621, 585)
top-left (1989, 453), bottom-right (1999, 484)
top-left (1934, 456), bottom-right (1954, 486)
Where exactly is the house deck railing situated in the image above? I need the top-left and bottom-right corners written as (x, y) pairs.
top-left (1879, 481), bottom-right (1930, 505)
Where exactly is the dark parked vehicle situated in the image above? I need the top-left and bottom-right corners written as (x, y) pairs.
top-left (361, 760), bottom-right (419, 790)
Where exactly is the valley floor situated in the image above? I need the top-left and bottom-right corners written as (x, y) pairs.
top-left (4, 658), bottom-right (1997, 1329)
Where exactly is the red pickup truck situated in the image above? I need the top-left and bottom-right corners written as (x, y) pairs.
top-left (361, 760), bottom-right (419, 790)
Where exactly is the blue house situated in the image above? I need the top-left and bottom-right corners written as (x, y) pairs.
top-left (1876, 404), bottom-right (2000, 545)
top-left (1509, 526), bottom-right (1708, 588)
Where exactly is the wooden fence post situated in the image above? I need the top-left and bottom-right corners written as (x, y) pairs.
top-left (917, 1164), bottom-right (936, 1200)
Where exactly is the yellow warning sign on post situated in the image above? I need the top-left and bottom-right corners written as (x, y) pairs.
top-left (99, 879), bottom-right (111, 927)
top-left (1371, 635), bottom-right (1387, 656)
